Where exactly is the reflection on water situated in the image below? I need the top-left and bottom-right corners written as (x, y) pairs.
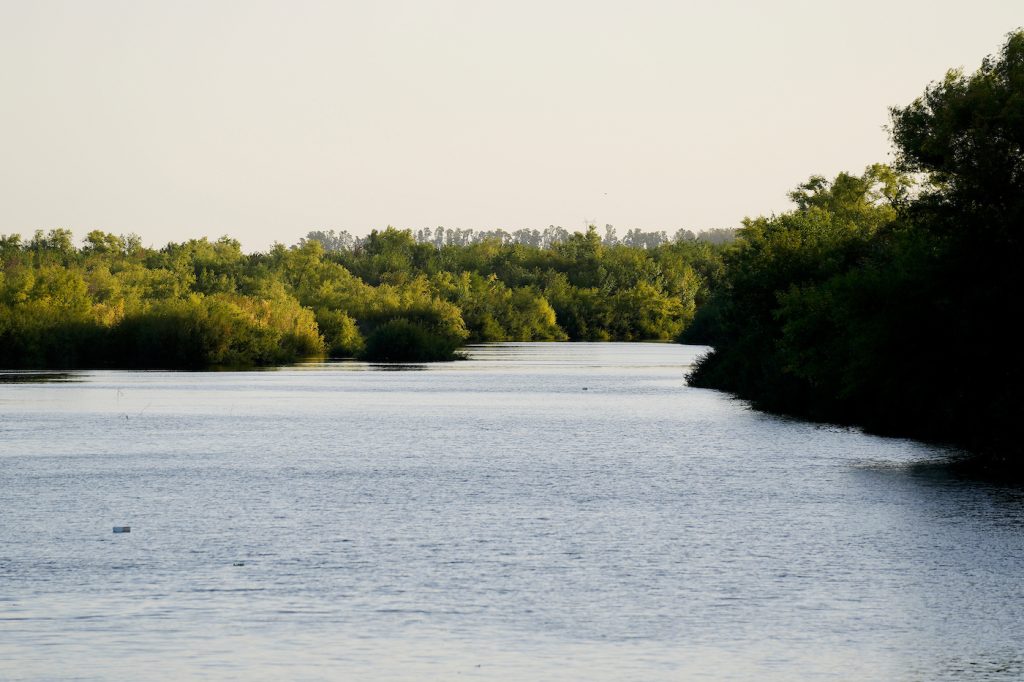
top-left (1, 342), bottom-right (1022, 681)
top-left (0, 371), bottom-right (77, 383)
top-left (367, 363), bottom-right (430, 371)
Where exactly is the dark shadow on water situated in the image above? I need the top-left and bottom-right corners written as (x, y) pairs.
top-left (0, 372), bottom-right (79, 384)
top-left (856, 447), bottom-right (1024, 488)
top-left (277, 359), bottom-right (432, 372)
top-left (917, 455), bottom-right (1024, 488)
top-left (925, 651), bottom-right (1024, 681)
top-left (853, 449), bottom-right (1024, 531)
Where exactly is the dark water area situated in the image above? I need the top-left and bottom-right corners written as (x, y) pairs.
top-left (0, 372), bottom-right (78, 384)
top-left (1, 343), bottom-right (1022, 680)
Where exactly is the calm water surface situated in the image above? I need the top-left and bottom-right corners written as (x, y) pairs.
top-left (1, 343), bottom-right (1022, 680)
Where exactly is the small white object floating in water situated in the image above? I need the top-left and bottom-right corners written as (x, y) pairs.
top-left (113, 526), bottom-right (131, 533)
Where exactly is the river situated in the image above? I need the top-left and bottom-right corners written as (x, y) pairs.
top-left (1, 342), bottom-right (1022, 680)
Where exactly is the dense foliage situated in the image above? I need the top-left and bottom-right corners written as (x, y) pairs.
top-left (0, 225), bottom-right (727, 367)
top-left (686, 31), bottom-right (1024, 466)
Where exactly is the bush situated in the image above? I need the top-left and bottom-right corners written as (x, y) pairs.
top-left (359, 318), bottom-right (463, 362)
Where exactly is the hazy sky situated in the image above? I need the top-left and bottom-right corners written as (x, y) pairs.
top-left (1, 1), bottom-right (1020, 251)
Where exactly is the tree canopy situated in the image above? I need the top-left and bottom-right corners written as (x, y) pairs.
top-left (687, 30), bottom-right (1024, 467)
top-left (1, 226), bottom-right (728, 367)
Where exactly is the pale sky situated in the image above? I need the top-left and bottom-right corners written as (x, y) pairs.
top-left (1, 1), bottom-right (1020, 251)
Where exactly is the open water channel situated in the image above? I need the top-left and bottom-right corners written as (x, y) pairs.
top-left (2, 343), bottom-right (1022, 680)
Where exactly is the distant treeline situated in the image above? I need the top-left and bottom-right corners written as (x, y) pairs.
top-left (0, 224), bottom-right (730, 367)
top-left (302, 225), bottom-right (737, 252)
top-left (684, 31), bottom-right (1024, 467)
